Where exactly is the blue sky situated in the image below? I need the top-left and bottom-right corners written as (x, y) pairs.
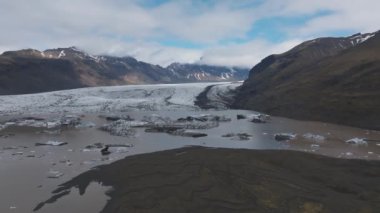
top-left (0, 0), bottom-right (378, 67)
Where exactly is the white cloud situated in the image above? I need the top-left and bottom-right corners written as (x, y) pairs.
top-left (0, 0), bottom-right (378, 67)
top-left (150, 1), bottom-right (256, 43)
top-left (260, 0), bottom-right (380, 37)
top-left (77, 39), bottom-right (203, 67)
top-left (198, 39), bottom-right (302, 67)
top-left (0, 0), bottom-right (256, 45)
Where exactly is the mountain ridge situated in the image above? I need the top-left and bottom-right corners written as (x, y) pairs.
top-left (0, 47), bottom-right (249, 95)
top-left (233, 31), bottom-right (380, 130)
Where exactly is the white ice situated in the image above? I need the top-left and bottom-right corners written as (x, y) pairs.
top-left (0, 82), bottom-right (242, 116)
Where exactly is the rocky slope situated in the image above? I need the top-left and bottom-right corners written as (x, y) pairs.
top-left (233, 31), bottom-right (380, 130)
top-left (0, 47), bottom-right (247, 95)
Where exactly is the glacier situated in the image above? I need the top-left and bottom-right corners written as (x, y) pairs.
top-left (0, 82), bottom-right (241, 115)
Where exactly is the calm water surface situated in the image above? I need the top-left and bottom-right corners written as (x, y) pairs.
top-left (1, 109), bottom-right (379, 212)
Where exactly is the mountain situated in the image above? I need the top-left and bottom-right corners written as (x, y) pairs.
top-left (0, 47), bottom-right (247, 95)
top-left (233, 31), bottom-right (380, 130)
top-left (167, 63), bottom-right (248, 82)
top-left (0, 47), bottom-right (181, 95)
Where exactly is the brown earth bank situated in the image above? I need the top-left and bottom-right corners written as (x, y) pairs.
top-left (35, 146), bottom-right (380, 213)
top-left (232, 31), bottom-right (380, 130)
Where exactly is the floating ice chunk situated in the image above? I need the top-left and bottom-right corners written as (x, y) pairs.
top-left (80, 160), bottom-right (97, 165)
top-left (17, 119), bottom-right (47, 128)
top-left (0, 133), bottom-right (15, 138)
top-left (3, 146), bottom-right (18, 150)
top-left (47, 170), bottom-right (64, 178)
top-left (75, 121), bottom-right (96, 128)
top-left (84, 143), bottom-right (104, 150)
top-left (170, 129), bottom-right (207, 138)
top-left (274, 133), bottom-right (296, 141)
top-left (177, 114), bottom-right (231, 122)
top-left (0, 124), bottom-right (6, 131)
top-left (4, 122), bottom-right (16, 126)
top-left (247, 113), bottom-right (270, 123)
top-left (37, 129), bottom-right (61, 135)
top-left (35, 141), bottom-right (68, 146)
top-left (83, 143), bottom-right (132, 153)
top-left (107, 144), bottom-right (133, 148)
top-left (12, 152), bottom-right (24, 156)
top-left (123, 121), bottom-right (149, 127)
top-left (60, 115), bottom-right (81, 127)
top-left (303, 133), bottom-right (325, 143)
top-left (345, 138), bottom-right (367, 145)
top-left (99, 114), bottom-right (134, 121)
top-left (345, 152), bottom-right (353, 156)
top-left (47, 121), bottom-right (61, 129)
top-left (108, 146), bottom-right (129, 153)
top-left (100, 120), bottom-right (136, 137)
top-left (222, 133), bottom-right (252, 140)
top-left (142, 114), bottom-right (171, 124)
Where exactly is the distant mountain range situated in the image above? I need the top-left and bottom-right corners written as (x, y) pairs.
top-left (0, 47), bottom-right (249, 95)
top-left (167, 63), bottom-right (247, 82)
top-left (233, 31), bottom-right (380, 129)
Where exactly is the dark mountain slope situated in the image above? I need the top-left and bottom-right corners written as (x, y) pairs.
top-left (0, 55), bottom-right (84, 94)
top-left (0, 47), bottom-right (181, 95)
top-left (233, 32), bottom-right (380, 129)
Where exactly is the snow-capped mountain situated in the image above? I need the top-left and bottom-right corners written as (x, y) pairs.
top-left (0, 47), bottom-right (247, 95)
top-left (167, 63), bottom-right (249, 82)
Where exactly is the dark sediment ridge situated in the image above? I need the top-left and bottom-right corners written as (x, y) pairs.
top-left (194, 85), bottom-right (216, 109)
top-left (35, 146), bottom-right (380, 212)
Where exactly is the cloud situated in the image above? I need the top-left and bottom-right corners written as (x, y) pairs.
top-left (259, 0), bottom-right (380, 36)
top-left (0, 0), bottom-right (255, 45)
top-left (77, 38), bottom-right (203, 67)
top-left (150, 1), bottom-right (256, 43)
top-left (198, 39), bottom-right (302, 67)
top-left (0, 0), bottom-right (378, 67)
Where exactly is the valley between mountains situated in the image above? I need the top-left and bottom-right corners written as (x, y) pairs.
top-left (1, 31), bottom-right (379, 213)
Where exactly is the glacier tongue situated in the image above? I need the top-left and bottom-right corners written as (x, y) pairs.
top-left (0, 82), bottom-right (241, 115)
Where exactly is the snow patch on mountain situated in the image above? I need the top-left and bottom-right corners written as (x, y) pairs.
top-left (349, 33), bottom-right (376, 46)
top-left (58, 50), bottom-right (65, 58)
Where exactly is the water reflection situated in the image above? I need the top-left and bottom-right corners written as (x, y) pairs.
top-left (0, 109), bottom-right (379, 212)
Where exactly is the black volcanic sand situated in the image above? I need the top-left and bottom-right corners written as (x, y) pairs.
top-left (35, 147), bottom-right (380, 213)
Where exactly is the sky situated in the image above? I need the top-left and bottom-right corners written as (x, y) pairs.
top-left (0, 0), bottom-right (379, 68)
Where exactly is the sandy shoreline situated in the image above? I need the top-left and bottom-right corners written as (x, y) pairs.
top-left (36, 146), bottom-right (380, 213)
